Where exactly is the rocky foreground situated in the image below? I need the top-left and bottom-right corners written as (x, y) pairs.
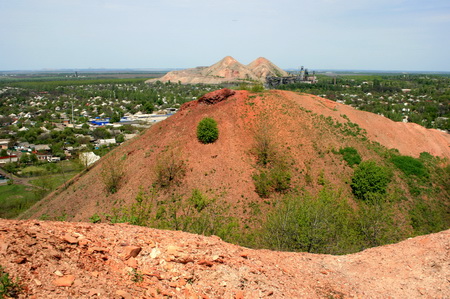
top-left (0, 219), bottom-right (449, 298)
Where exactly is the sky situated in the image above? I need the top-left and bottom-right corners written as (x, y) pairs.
top-left (0, 0), bottom-right (449, 72)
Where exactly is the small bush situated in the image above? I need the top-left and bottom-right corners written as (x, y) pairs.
top-left (351, 161), bottom-right (391, 201)
top-left (89, 213), bottom-right (101, 223)
top-left (271, 166), bottom-right (291, 193)
top-left (0, 266), bottom-right (22, 298)
top-left (339, 147), bottom-right (361, 167)
top-left (262, 188), bottom-right (357, 254)
top-left (101, 153), bottom-right (124, 194)
top-left (251, 84), bottom-right (264, 92)
top-left (197, 118), bottom-right (219, 144)
top-left (252, 167), bottom-right (291, 198)
top-left (253, 120), bottom-right (277, 166)
top-left (390, 155), bottom-right (428, 178)
top-left (188, 189), bottom-right (211, 212)
top-left (409, 198), bottom-right (446, 235)
top-left (155, 149), bottom-right (186, 188)
top-left (252, 171), bottom-right (272, 198)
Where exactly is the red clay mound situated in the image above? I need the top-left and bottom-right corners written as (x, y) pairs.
top-left (20, 90), bottom-right (450, 223)
top-left (0, 219), bottom-right (448, 298)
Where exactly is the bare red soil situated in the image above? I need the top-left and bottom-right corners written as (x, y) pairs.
top-left (21, 90), bottom-right (450, 222)
top-left (1, 219), bottom-right (448, 298)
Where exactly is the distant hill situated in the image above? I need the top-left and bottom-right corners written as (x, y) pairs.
top-left (247, 57), bottom-right (288, 78)
top-left (145, 56), bottom-right (287, 84)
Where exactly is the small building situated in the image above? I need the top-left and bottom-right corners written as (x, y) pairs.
top-left (79, 152), bottom-right (100, 167)
top-left (97, 139), bottom-right (116, 146)
top-left (0, 155), bottom-right (18, 164)
top-left (0, 139), bottom-right (9, 150)
top-left (90, 118), bottom-right (110, 126)
top-left (34, 144), bottom-right (51, 152)
top-left (48, 156), bottom-right (61, 163)
top-left (36, 153), bottom-right (53, 161)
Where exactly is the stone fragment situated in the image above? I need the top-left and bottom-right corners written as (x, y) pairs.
top-left (78, 239), bottom-right (89, 246)
top-left (198, 259), bottom-right (214, 267)
top-left (150, 247), bottom-right (161, 259)
top-left (124, 246), bottom-right (142, 260)
top-left (88, 288), bottom-right (104, 296)
top-left (54, 270), bottom-right (64, 277)
top-left (116, 290), bottom-right (133, 299)
top-left (62, 234), bottom-right (78, 244)
top-left (235, 290), bottom-right (245, 299)
top-left (167, 245), bottom-right (180, 256)
top-left (240, 252), bottom-right (250, 259)
top-left (52, 275), bottom-right (75, 287)
top-left (14, 256), bottom-right (27, 264)
top-left (126, 257), bottom-right (138, 268)
top-left (88, 246), bottom-right (108, 254)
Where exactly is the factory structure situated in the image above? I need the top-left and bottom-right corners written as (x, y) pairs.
top-left (265, 66), bottom-right (317, 88)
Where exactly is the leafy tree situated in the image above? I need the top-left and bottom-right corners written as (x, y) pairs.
top-left (92, 127), bottom-right (111, 139)
top-left (197, 118), bottom-right (219, 144)
top-left (351, 161), bottom-right (391, 201)
top-left (143, 102), bottom-right (155, 114)
top-left (110, 113), bottom-right (121, 123)
top-left (115, 134), bottom-right (125, 143)
top-left (0, 149), bottom-right (7, 157)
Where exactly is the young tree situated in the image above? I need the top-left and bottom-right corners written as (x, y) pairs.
top-left (351, 161), bottom-right (391, 201)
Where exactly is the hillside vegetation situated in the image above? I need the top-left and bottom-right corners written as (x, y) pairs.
top-left (21, 89), bottom-right (450, 255)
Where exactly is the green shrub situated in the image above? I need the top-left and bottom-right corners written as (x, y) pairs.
top-left (252, 171), bottom-right (272, 198)
top-left (251, 84), bottom-right (264, 92)
top-left (188, 189), bottom-right (211, 212)
top-left (339, 147), bottom-right (361, 167)
top-left (262, 188), bottom-right (357, 254)
top-left (155, 149), bottom-right (186, 188)
top-left (197, 118), bottom-right (219, 144)
top-left (252, 167), bottom-right (291, 198)
top-left (0, 265), bottom-right (22, 298)
top-left (409, 198), bottom-right (446, 235)
top-left (390, 155), bottom-right (428, 178)
top-left (270, 166), bottom-right (291, 192)
top-left (351, 161), bottom-right (391, 201)
top-left (253, 120), bottom-right (277, 166)
top-left (89, 213), bottom-right (101, 223)
top-left (100, 153), bottom-right (124, 194)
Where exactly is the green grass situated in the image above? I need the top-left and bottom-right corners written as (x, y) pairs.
top-left (29, 172), bottom-right (77, 191)
top-left (0, 184), bottom-right (38, 218)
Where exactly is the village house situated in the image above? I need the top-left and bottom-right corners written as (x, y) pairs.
top-left (0, 155), bottom-right (18, 164)
top-left (0, 139), bottom-right (10, 150)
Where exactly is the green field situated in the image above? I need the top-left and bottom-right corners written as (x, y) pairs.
top-left (0, 160), bottom-right (80, 219)
top-left (0, 184), bottom-right (38, 218)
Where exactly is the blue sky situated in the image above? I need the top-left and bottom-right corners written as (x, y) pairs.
top-left (0, 0), bottom-right (449, 71)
